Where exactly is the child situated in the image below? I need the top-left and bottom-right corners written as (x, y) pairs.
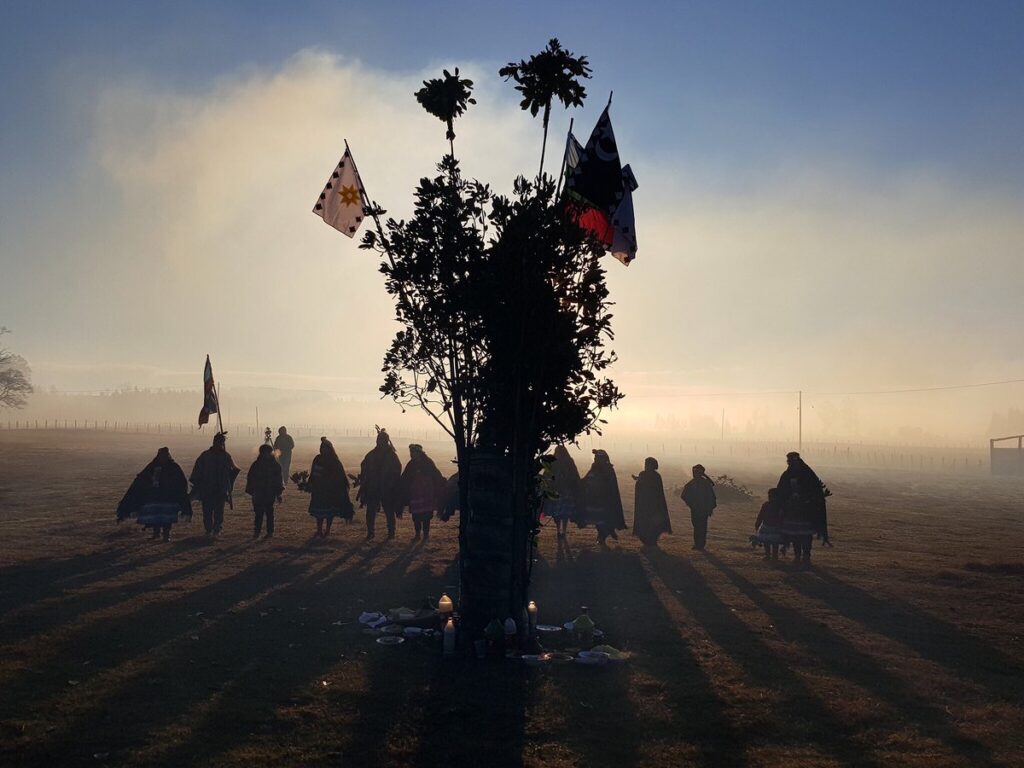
top-left (754, 488), bottom-right (785, 561)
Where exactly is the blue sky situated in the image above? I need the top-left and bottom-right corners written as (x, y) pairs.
top-left (2, 1), bottom-right (1023, 440)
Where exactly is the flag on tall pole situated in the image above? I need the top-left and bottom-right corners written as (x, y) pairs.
top-left (564, 106), bottom-right (638, 265)
top-left (313, 144), bottom-right (367, 238)
top-left (198, 355), bottom-right (220, 429)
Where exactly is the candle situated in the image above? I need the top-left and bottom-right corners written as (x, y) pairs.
top-left (443, 617), bottom-right (456, 657)
top-left (527, 601), bottom-right (538, 631)
top-left (438, 593), bottom-right (453, 617)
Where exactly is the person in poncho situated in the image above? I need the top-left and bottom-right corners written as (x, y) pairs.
top-left (632, 456), bottom-right (672, 547)
top-left (273, 426), bottom-right (295, 486)
top-left (776, 451), bottom-right (829, 566)
top-left (245, 443), bottom-right (284, 539)
top-left (307, 437), bottom-right (354, 537)
top-left (580, 449), bottom-right (627, 546)
top-left (541, 445), bottom-right (584, 540)
top-left (357, 428), bottom-right (402, 540)
top-left (116, 447), bottom-right (191, 540)
top-left (189, 432), bottom-right (240, 536)
top-left (681, 464), bottom-right (717, 551)
top-left (399, 444), bottom-right (446, 542)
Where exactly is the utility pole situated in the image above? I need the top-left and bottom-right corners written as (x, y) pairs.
top-left (721, 408), bottom-right (725, 440)
top-left (798, 390), bottom-right (803, 452)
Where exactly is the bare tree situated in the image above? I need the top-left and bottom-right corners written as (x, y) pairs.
top-left (0, 328), bottom-right (33, 409)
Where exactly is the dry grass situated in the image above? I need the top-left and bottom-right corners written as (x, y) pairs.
top-left (0, 430), bottom-right (1022, 767)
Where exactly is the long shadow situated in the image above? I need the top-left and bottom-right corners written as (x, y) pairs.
top-left (703, 553), bottom-right (997, 766)
top-left (0, 544), bottom-right (249, 645)
top-left (787, 568), bottom-right (1023, 701)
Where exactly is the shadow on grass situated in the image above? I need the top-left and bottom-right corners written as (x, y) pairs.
top-left (704, 553), bottom-right (997, 766)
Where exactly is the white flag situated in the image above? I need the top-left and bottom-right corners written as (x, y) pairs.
top-left (313, 146), bottom-right (366, 238)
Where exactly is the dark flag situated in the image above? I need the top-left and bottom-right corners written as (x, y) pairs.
top-left (564, 107), bottom-right (638, 265)
top-left (198, 355), bottom-right (219, 427)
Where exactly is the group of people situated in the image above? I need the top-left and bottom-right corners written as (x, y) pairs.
top-left (541, 447), bottom-right (829, 562)
top-left (115, 427), bottom-right (453, 542)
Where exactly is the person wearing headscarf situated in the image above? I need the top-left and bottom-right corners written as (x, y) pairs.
top-left (580, 449), bottom-right (627, 546)
top-left (542, 445), bottom-right (584, 540)
top-left (632, 457), bottom-right (672, 547)
top-left (116, 447), bottom-right (191, 540)
top-left (308, 437), bottom-right (354, 537)
top-left (776, 451), bottom-right (829, 566)
top-left (357, 428), bottom-right (402, 540)
top-left (245, 443), bottom-right (284, 539)
top-left (189, 432), bottom-right (241, 536)
top-left (273, 426), bottom-right (295, 486)
top-left (681, 464), bottom-right (717, 551)
top-left (399, 444), bottom-right (446, 542)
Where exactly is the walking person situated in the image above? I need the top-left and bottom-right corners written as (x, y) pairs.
top-left (116, 447), bottom-right (191, 540)
top-left (307, 437), bottom-right (354, 538)
top-left (776, 451), bottom-right (829, 567)
top-left (399, 444), bottom-right (445, 542)
top-left (357, 428), bottom-right (402, 540)
top-left (681, 464), bottom-right (716, 551)
top-left (580, 449), bottom-right (627, 547)
top-left (273, 426), bottom-right (295, 486)
top-left (189, 432), bottom-right (240, 536)
top-left (245, 444), bottom-right (284, 539)
top-left (542, 445), bottom-right (584, 540)
top-left (632, 457), bottom-right (672, 547)
top-left (753, 487), bottom-right (785, 560)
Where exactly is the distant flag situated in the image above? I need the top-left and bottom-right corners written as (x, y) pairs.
top-left (564, 107), bottom-right (638, 265)
top-left (198, 355), bottom-right (219, 428)
top-left (313, 145), bottom-right (367, 238)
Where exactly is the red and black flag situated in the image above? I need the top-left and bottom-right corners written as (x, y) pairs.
top-left (564, 107), bottom-right (638, 265)
top-left (198, 355), bottom-right (219, 427)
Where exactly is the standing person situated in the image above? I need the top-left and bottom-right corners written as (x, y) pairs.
top-left (776, 451), bottom-right (828, 567)
top-left (357, 428), bottom-right (402, 541)
top-left (681, 464), bottom-right (717, 551)
top-left (399, 444), bottom-right (445, 542)
top-left (754, 487), bottom-right (785, 560)
top-left (273, 426), bottom-right (295, 486)
top-left (542, 445), bottom-right (584, 540)
top-left (116, 447), bottom-right (191, 540)
top-left (245, 444), bottom-right (284, 539)
top-left (580, 449), bottom-right (627, 547)
top-left (189, 432), bottom-right (240, 536)
top-left (632, 457), bottom-right (672, 547)
top-left (308, 437), bottom-right (354, 538)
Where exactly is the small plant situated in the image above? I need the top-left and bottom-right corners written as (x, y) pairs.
top-left (712, 475), bottom-right (757, 503)
top-left (290, 470), bottom-right (311, 493)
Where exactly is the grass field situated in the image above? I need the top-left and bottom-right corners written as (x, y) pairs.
top-left (1, 430), bottom-right (1022, 767)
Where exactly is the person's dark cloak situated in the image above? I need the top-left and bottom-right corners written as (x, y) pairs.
top-left (681, 476), bottom-right (717, 517)
top-left (775, 459), bottom-right (828, 538)
top-left (399, 452), bottom-right (446, 520)
top-left (189, 448), bottom-right (241, 506)
top-left (580, 459), bottom-right (627, 532)
top-left (309, 454), bottom-right (354, 520)
top-left (116, 458), bottom-right (191, 521)
top-left (632, 469), bottom-right (671, 545)
top-left (357, 443), bottom-right (402, 514)
top-left (543, 447), bottom-right (584, 521)
top-left (245, 454), bottom-right (284, 505)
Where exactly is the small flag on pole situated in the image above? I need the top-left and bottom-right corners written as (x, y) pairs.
top-left (313, 145), bottom-right (367, 238)
top-left (198, 355), bottom-right (219, 427)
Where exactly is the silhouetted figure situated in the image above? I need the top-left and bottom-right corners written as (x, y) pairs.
top-left (189, 432), bottom-right (240, 536)
top-left (632, 456), bottom-right (672, 547)
top-left (273, 426), bottom-right (295, 486)
top-left (399, 444), bottom-right (446, 542)
top-left (776, 451), bottom-right (828, 567)
top-left (542, 445), bottom-right (584, 539)
top-left (438, 471), bottom-right (460, 522)
top-left (308, 437), bottom-right (353, 537)
top-left (246, 443), bottom-right (284, 539)
top-left (754, 487), bottom-right (785, 560)
top-left (681, 463), bottom-right (716, 550)
top-left (357, 428), bottom-right (402, 540)
top-left (581, 449), bottom-right (627, 546)
top-left (116, 447), bottom-right (191, 540)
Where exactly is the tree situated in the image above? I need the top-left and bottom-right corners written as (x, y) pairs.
top-left (499, 38), bottom-right (591, 177)
top-left (362, 42), bottom-right (621, 636)
top-left (0, 328), bottom-right (33, 409)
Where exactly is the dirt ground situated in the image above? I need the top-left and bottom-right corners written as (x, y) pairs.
top-left (1, 430), bottom-right (1022, 767)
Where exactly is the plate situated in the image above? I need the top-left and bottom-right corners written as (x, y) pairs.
top-left (563, 622), bottom-right (604, 638)
top-left (548, 652), bottom-right (575, 663)
top-left (535, 624), bottom-right (563, 633)
top-left (376, 636), bottom-right (405, 645)
top-left (522, 654), bottom-right (548, 666)
top-left (576, 651), bottom-right (610, 666)
top-left (381, 624), bottom-right (405, 635)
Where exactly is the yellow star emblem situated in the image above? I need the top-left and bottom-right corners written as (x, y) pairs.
top-left (338, 185), bottom-right (360, 206)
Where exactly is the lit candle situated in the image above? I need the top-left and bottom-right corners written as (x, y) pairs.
top-left (527, 601), bottom-right (538, 631)
top-left (438, 593), bottom-right (453, 617)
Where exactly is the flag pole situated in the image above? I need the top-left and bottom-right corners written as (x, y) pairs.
top-left (606, 90), bottom-right (613, 109)
top-left (216, 383), bottom-right (224, 435)
top-left (555, 118), bottom-right (574, 197)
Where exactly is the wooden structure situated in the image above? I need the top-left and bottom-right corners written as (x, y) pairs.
top-left (990, 434), bottom-right (1024, 476)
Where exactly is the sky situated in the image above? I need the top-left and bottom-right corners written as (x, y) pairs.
top-left (2, 1), bottom-right (1023, 442)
